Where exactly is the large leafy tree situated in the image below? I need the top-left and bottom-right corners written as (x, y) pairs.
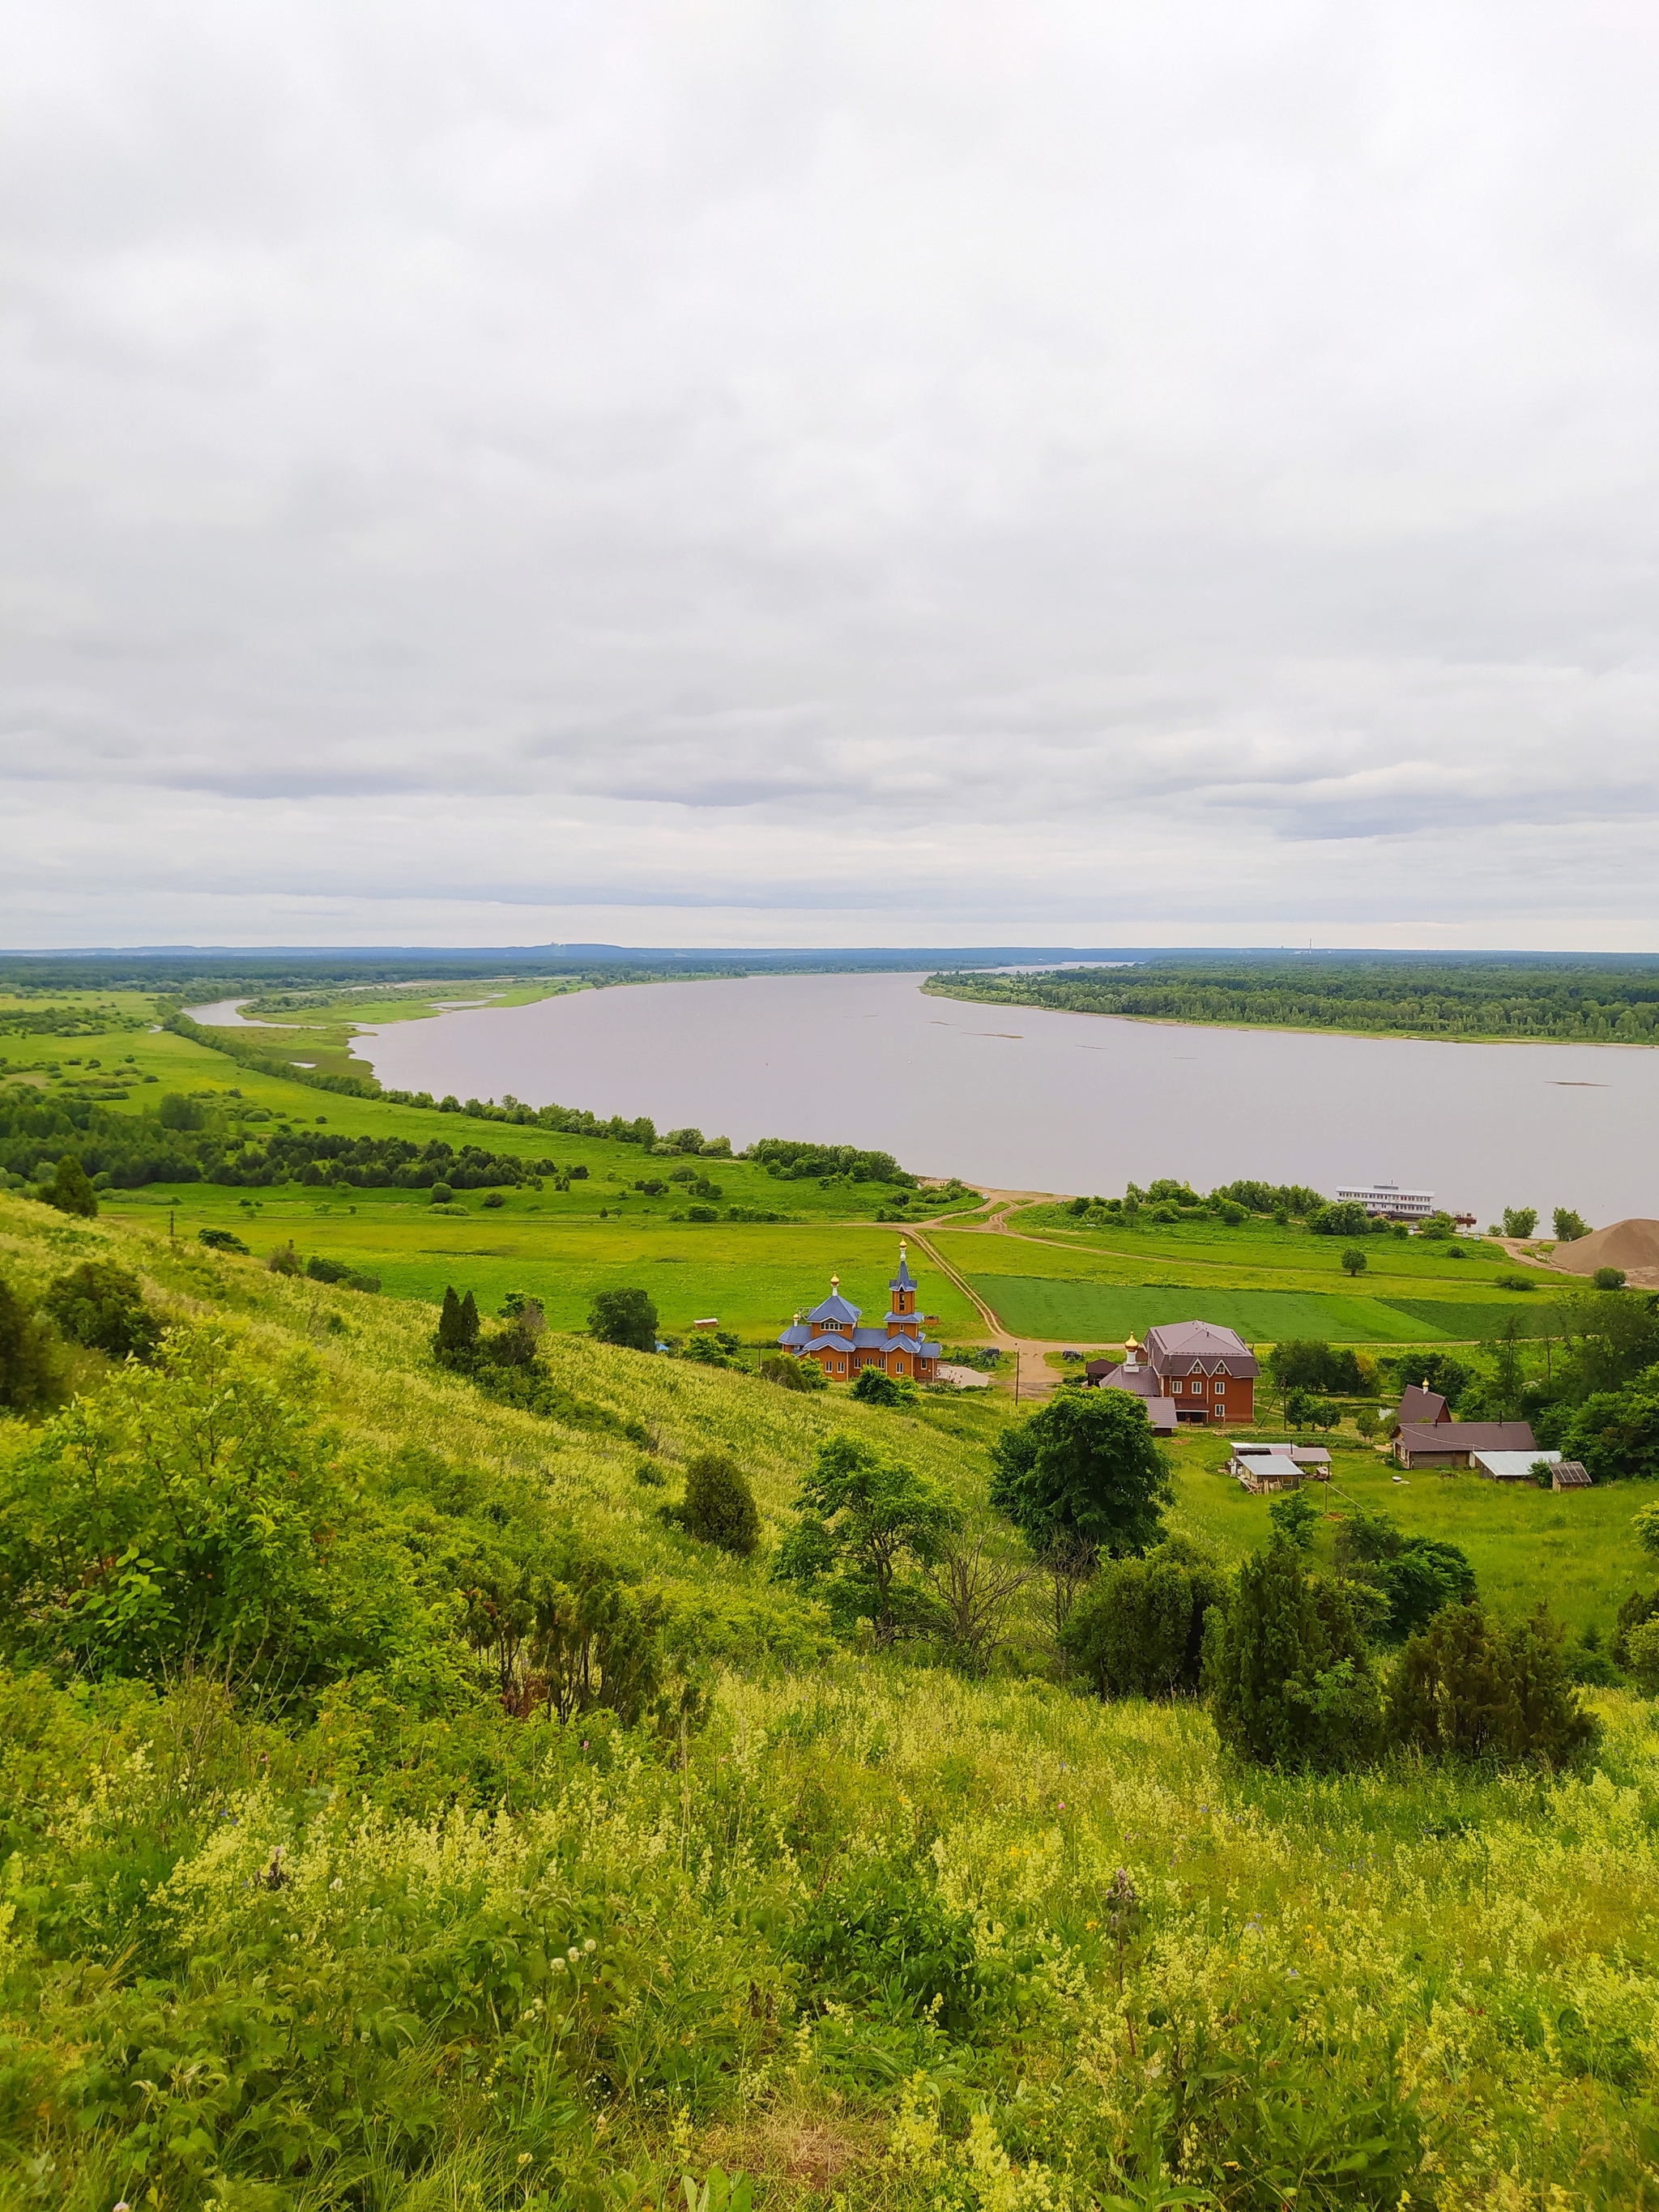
top-left (1559, 1366), bottom-right (1659, 1482)
top-left (990, 1388), bottom-right (1172, 1558)
top-left (773, 1432), bottom-right (958, 1644)
top-left (589, 1286), bottom-right (659, 1352)
top-left (1207, 1536), bottom-right (1384, 1771)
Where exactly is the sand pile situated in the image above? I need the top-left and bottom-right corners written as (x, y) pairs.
top-left (1551, 1218), bottom-right (1659, 1282)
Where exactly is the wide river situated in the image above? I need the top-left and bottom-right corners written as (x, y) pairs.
top-left (192, 972), bottom-right (1658, 1223)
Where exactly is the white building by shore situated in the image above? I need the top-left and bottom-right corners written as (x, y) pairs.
top-left (1337, 1180), bottom-right (1435, 1219)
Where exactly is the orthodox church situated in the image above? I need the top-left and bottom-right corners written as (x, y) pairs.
top-left (777, 1242), bottom-right (944, 1383)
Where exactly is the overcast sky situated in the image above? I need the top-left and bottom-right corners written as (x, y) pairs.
top-left (5, 1), bottom-right (1658, 950)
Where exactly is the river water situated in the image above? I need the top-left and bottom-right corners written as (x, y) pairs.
top-left (189, 973), bottom-right (1659, 1225)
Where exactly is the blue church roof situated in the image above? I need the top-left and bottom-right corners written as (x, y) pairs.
top-left (889, 1242), bottom-right (917, 1291)
top-left (807, 1276), bottom-right (861, 1327)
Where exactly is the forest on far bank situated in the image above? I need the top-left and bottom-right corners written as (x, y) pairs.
top-left (927, 956), bottom-right (1659, 1044)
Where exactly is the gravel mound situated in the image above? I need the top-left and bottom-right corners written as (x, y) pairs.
top-left (1552, 1218), bottom-right (1659, 1279)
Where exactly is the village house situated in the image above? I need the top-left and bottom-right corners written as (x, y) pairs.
top-left (1392, 1419), bottom-right (1537, 1471)
top-left (777, 1242), bottom-right (943, 1383)
top-left (1085, 1323), bottom-right (1257, 1424)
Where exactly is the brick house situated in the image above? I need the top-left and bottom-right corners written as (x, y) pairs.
top-left (1086, 1323), bottom-right (1257, 1425)
top-left (777, 1242), bottom-right (943, 1383)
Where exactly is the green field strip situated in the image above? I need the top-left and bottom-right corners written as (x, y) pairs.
top-left (1376, 1298), bottom-right (1565, 1340)
top-left (962, 1274), bottom-right (1459, 1344)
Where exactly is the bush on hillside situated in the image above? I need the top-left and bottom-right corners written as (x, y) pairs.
top-left (760, 1352), bottom-right (826, 1392)
top-left (38, 1152), bottom-right (98, 1218)
top-left (1207, 1536), bottom-right (1385, 1771)
top-left (990, 1388), bottom-right (1172, 1559)
top-left (589, 1286), bottom-right (659, 1353)
top-left (1063, 1539), bottom-right (1225, 1699)
top-left (1593, 1267), bottom-right (1629, 1291)
top-left (852, 1366), bottom-right (919, 1409)
top-left (1388, 1602), bottom-right (1600, 1767)
top-left (199, 1225), bottom-right (249, 1253)
top-left (41, 1259), bottom-right (160, 1363)
top-left (681, 1451), bottom-right (761, 1557)
top-left (0, 1272), bottom-right (59, 1415)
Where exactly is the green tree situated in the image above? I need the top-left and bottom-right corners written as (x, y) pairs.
top-left (1207, 1536), bottom-right (1384, 1771)
top-left (1559, 1368), bottom-right (1659, 1483)
top-left (1503, 1206), bottom-right (1539, 1238)
top-left (682, 1451), bottom-right (761, 1557)
top-left (1388, 1603), bottom-right (1598, 1767)
top-left (434, 1284), bottom-right (481, 1366)
top-left (773, 1432), bottom-right (958, 1644)
top-left (1267, 1490), bottom-right (1320, 1551)
top-left (156, 1092), bottom-right (205, 1131)
top-left (1062, 1539), bottom-right (1224, 1698)
top-left (989, 1389), bottom-right (1172, 1558)
top-left (1554, 1207), bottom-right (1591, 1243)
top-left (589, 1286), bottom-right (659, 1352)
top-left (0, 1273), bottom-right (58, 1414)
top-left (1341, 1247), bottom-right (1367, 1277)
top-left (760, 1352), bottom-right (826, 1392)
top-left (42, 1260), bottom-right (159, 1362)
top-left (1334, 1506), bottom-right (1476, 1640)
top-left (40, 1153), bottom-right (97, 1218)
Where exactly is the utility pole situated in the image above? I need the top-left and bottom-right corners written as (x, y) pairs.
top-left (1014, 1349), bottom-right (1020, 1404)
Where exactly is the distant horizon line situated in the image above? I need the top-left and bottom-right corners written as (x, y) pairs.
top-left (6, 941), bottom-right (1659, 962)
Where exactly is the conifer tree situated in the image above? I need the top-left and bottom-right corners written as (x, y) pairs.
top-left (435, 1285), bottom-right (481, 1366)
top-left (42, 1153), bottom-right (97, 1219)
top-left (1208, 1534), bottom-right (1383, 1771)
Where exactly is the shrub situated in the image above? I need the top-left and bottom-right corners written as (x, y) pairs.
top-left (305, 1254), bottom-right (352, 1283)
top-left (1063, 1539), bottom-right (1223, 1698)
top-left (760, 1353), bottom-right (826, 1392)
top-left (42, 1260), bottom-right (160, 1362)
top-left (1388, 1602), bottom-right (1600, 1767)
top-left (267, 1241), bottom-right (302, 1275)
top-left (0, 1272), bottom-right (58, 1413)
top-left (1267, 1490), bottom-right (1320, 1551)
top-left (682, 1452), bottom-right (761, 1557)
top-left (852, 1366), bottom-right (919, 1408)
top-left (589, 1286), bottom-right (659, 1352)
top-left (685, 1204), bottom-right (719, 1223)
top-left (1493, 1272), bottom-right (1536, 1290)
top-left (429, 1182), bottom-right (455, 1205)
top-left (198, 1226), bottom-right (249, 1254)
top-left (1207, 1536), bottom-right (1384, 1771)
top-left (1593, 1267), bottom-right (1628, 1291)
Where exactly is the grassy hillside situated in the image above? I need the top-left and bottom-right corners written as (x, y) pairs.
top-left (4, 1193), bottom-right (1659, 2206)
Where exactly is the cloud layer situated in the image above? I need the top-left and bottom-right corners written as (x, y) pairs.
top-left (4, 0), bottom-right (1659, 947)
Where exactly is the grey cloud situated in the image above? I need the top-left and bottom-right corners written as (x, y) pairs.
top-left (3, 1), bottom-right (1659, 944)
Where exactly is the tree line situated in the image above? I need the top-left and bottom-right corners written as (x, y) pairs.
top-left (929, 957), bottom-right (1659, 1043)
